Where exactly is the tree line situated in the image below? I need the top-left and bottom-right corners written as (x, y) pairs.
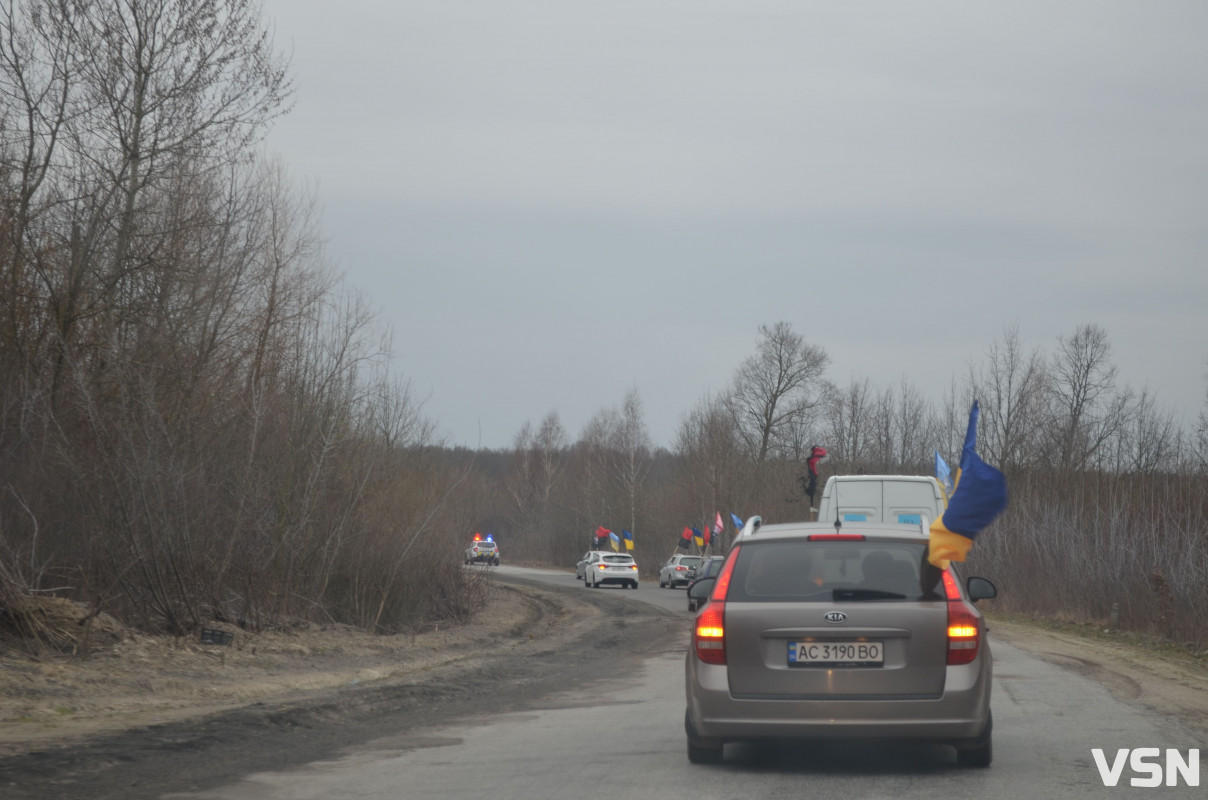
top-left (483, 322), bottom-right (1208, 648)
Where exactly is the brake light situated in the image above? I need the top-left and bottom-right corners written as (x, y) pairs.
top-left (943, 570), bottom-right (981, 666)
top-left (692, 547), bottom-right (740, 665)
top-left (694, 602), bottom-right (726, 664)
top-left (806, 534), bottom-right (866, 541)
top-left (676, 565), bottom-right (686, 571)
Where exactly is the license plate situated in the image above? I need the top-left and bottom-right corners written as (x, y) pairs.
top-left (788, 641), bottom-right (883, 666)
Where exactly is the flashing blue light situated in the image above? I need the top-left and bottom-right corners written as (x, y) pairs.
top-left (486, 534), bottom-right (493, 542)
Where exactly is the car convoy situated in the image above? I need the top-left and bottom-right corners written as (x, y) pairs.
top-left (482, 474), bottom-right (999, 769)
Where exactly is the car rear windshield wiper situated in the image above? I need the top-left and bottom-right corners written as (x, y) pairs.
top-left (832, 588), bottom-right (907, 601)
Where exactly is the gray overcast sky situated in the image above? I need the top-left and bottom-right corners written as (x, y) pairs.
top-left (259, 0), bottom-right (1208, 450)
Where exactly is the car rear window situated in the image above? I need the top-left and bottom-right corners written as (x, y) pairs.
top-left (679, 556), bottom-right (702, 566)
top-left (727, 541), bottom-right (943, 602)
top-left (603, 555), bottom-right (633, 564)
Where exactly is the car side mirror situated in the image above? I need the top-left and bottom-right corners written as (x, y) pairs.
top-left (687, 577), bottom-right (716, 602)
top-left (967, 576), bottom-right (997, 603)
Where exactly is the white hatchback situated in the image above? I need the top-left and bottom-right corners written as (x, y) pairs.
top-left (583, 552), bottom-right (640, 589)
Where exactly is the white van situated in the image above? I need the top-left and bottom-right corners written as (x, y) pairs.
top-left (815, 475), bottom-right (946, 525)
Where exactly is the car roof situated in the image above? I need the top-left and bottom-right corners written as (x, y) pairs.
top-left (739, 520), bottom-right (930, 544)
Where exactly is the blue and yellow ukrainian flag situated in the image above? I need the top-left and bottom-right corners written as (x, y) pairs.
top-left (928, 401), bottom-right (1008, 569)
top-left (692, 527), bottom-right (704, 547)
top-left (622, 530), bottom-right (634, 551)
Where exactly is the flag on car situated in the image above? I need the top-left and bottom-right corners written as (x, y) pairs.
top-left (702, 527), bottom-right (711, 547)
top-left (609, 531), bottom-right (621, 552)
top-left (730, 512), bottom-right (744, 529)
top-left (934, 450), bottom-right (954, 496)
top-left (678, 527), bottom-right (692, 549)
top-left (712, 512), bottom-right (724, 536)
top-left (622, 530), bottom-right (634, 550)
top-left (594, 526), bottom-right (611, 546)
top-left (692, 527), bottom-right (704, 547)
top-left (928, 401), bottom-right (1008, 569)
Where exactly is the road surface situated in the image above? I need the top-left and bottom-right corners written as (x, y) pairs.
top-left (167, 565), bottom-right (1205, 799)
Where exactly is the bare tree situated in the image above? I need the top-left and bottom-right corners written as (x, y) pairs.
top-left (892, 377), bottom-right (932, 469)
top-left (726, 321), bottom-right (829, 462)
top-left (823, 377), bottom-right (874, 470)
top-left (969, 324), bottom-right (1048, 471)
top-left (1196, 359), bottom-right (1208, 471)
top-left (1109, 387), bottom-right (1178, 474)
top-left (1044, 323), bottom-right (1133, 472)
top-left (607, 389), bottom-right (650, 538)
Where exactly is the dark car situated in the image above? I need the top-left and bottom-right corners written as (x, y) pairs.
top-left (685, 557), bottom-right (726, 612)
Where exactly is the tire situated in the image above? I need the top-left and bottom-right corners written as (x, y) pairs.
top-left (956, 711), bottom-right (993, 768)
top-left (687, 739), bottom-right (724, 765)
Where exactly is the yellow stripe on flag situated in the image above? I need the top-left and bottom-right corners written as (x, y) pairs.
top-left (927, 520), bottom-right (973, 570)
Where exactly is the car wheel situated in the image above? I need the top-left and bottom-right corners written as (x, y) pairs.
top-left (956, 711), bottom-right (993, 768)
top-left (687, 739), bottom-right (723, 765)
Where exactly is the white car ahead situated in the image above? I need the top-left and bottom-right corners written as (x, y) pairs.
top-left (583, 552), bottom-right (639, 589)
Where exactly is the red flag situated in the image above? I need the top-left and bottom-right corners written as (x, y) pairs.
top-left (680, 526), bottom-right (693, 541)
top-left (702, 527), bottom-right (712, 546)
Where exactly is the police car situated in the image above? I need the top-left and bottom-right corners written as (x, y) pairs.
top-left (464, 533), bottom-right (500, 566)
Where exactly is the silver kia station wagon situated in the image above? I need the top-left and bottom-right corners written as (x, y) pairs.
top-left (684, 518), bottom-right (997, 766)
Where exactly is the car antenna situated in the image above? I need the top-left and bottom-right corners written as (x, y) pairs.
top-left (833, 479), bottom-right (842, 532)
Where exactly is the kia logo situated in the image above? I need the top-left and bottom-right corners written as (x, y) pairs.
top-left (824, 611), bottom-right (847, 623)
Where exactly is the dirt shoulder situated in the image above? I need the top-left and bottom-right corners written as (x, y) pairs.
top-left (987, 613), bottom-right (1208, 739)
top-left (0, 577), bottom-right (683, 799)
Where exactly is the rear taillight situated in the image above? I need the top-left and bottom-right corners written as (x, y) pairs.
top-left (694, 602), bottom-right (726, 664)
top-left (676, 565), bottom-right (687, 571)
top-left (692, 546), bottom-right (741, 665)
top-left (943, 570), bottom-right (981, 666)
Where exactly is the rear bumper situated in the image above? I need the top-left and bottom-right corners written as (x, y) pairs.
top-left (685, 648), bottom-right (992, 745)
top-left (595, 575), bottom-right (638, 585)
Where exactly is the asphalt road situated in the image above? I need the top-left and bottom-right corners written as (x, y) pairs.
top-left (170, 565), bottom-right (1205, 800)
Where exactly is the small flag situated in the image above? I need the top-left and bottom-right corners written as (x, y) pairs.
top-left (934, 450), bottom-right (953, 495)
top-left (712, 512), bottom-right (724, 535)
top-left (928, 401), bottom-right (1008, 569)
top-left (678, 527), bottom-right (692, 549)
top-left (609, 531), bottom-right (621, 552)
top-left (730, 512), bottom-right (744, 529)
top-left (702, 527), bottom-right (712, 547)
top-left (623, 530), bottom-right (634, 550)
top-left (692, 527), bottom-right (704, 547)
